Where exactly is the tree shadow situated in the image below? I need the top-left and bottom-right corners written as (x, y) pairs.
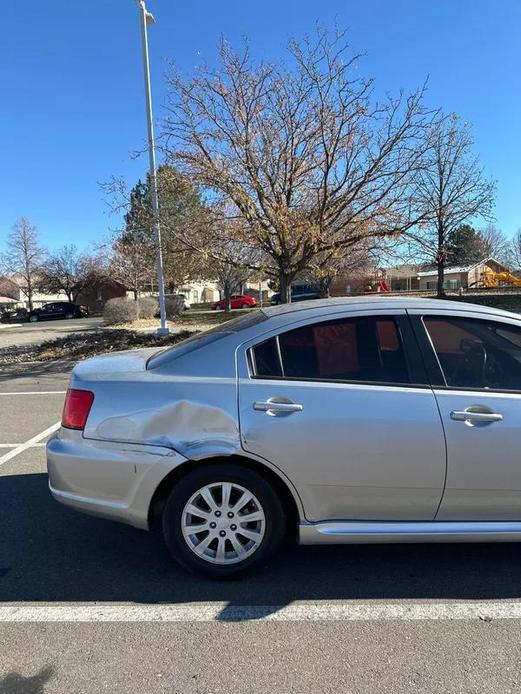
top-left (0, 666), bottom-right (54, 694)
top-left (2, 471), bottom-right (521, 609)
top-left (0, 360), bottom-right (74, 383)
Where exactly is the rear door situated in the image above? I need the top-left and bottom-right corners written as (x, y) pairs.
top-left (238, 309), bottom-right (447, 522)
top-left (410, 309), bottom-right (521, 520)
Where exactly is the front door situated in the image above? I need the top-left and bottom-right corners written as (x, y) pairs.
top-left (412, 311), bottom-right (521, 521)
top-left (238, 310), bottom-right (446, 522)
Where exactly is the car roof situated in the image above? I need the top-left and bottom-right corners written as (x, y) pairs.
top-left (151, 295), bottom-right (521, 377)
top-left (260, 295), bottom-right (518, 320)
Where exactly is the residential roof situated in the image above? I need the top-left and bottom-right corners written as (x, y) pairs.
top-left (381, 264), bottom-right (421, 278)
top-left (417, 258), bottom-right (507, 278)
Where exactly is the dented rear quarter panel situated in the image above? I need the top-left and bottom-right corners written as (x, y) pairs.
top-left (78, 367), bottom-right (241, 462)
top-left (74, 317), bottom-right (280, 461)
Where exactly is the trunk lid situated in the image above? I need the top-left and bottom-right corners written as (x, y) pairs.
top-left (72, 347), bottom-right (161, 381)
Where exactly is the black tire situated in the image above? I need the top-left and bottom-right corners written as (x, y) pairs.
top-left (65, 313), bottom-right (74, 319)
top-left (241, 303), bottom-right (249, 309)
top-left (28, 315), bottom-right (38, 322)
top-left (162, 463), bottom-right (287, 579)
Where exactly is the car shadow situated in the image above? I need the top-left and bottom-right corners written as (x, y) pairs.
top-left (0, 360), bottom-right (75, 384)
top-left (0, 667), bottom-right (54, 694)
top-left (2, 472), bottom-right (521, 608)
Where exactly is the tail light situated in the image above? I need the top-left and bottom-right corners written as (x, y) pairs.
top-left (62, 389), bottom-right (94, 430)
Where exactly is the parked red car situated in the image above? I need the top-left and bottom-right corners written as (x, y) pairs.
top-left (211, 294), bottom-right (257, 310)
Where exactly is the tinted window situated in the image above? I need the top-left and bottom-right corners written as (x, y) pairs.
top-left (251, 316), bottom-right (410, 384)
top-left (251, 337), bottom-right (283, 378)
top-left (424, 317), bottom-right (521, 390)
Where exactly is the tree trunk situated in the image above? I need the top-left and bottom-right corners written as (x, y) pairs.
top-left (278, 271), bottom-right (292, 304)
top-left (223, 283), bottom-right (232, 313)
top-left (320, 277), bottom-right (332, 297)
top-left (437, 223), bottom-right (446, 298)
top-left (436, 257), bottom-right (445, 298)
top-left (26, 277), bottom-right (33, 312)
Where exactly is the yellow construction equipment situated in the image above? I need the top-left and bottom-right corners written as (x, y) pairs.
top-left (480, 271), bottom-right (521, 288)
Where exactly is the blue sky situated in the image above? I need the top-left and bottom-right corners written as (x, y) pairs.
top-left (2, 0), bottom-right (520, 251)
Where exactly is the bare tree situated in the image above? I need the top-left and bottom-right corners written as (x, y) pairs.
top-left (209, 231), bottom-right (258, 312)
top-left (38, 245), bottom-right (102, 302)
top-left (163, 30), bottom-right (436, 302)
top-left (507, 229), bottom-right (521, 270)
top-left (479, 224), bottom-right (509, 263)
top-left (107, 232), bottom-right (156, 301)
top-left (305, 240), bottom-right (375, 295)
top-left (0, 217), bottom-right (45, 311)
top-left (410, 114), bottom-right (495, 297)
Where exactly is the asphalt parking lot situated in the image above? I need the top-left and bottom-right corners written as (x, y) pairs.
top-left (0, 317), bottom-right (104, 350)
top-left (2, 362), bottom-right (521, 692)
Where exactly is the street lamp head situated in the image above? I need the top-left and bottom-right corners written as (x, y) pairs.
top-left (135, 1), bottom-right (156, 25)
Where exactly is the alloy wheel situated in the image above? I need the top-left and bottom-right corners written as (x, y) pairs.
top-left (181, 482), bottom-right (266, 565)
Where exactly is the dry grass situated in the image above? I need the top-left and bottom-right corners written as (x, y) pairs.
top-left (0, 329), bottom-right (196, 365)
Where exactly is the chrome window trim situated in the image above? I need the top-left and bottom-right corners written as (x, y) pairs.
top-left (238, 308), bottom-right (430, 389)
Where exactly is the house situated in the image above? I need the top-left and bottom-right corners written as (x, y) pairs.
top-left (417, 258), bottom-right (508, 291)
top-left (76, 277), bottom-right (127, 313)
top-left (375, 258), bottom-right (509, 292)
top-left (0, 274), bottom-right (67, 309)
top-left (0, 295), bottom-right (17, 310)
top-left (173, 279), bottom-right (273, 305)
top-left (175, 281), bottom-right (220, 304)
top-left (0, 278), bottom-right (20, 311)
top-left (380, 265), bottom-right (421, 291)
top-left (0, 273), bottom-right (130, 313)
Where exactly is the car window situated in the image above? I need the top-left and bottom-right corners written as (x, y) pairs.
top-left (251, 315), bottom-right (410, 384)
top-left (424, 316), bottom-right (521, 390)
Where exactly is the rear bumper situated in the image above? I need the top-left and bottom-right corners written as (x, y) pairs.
top-left (46, 431), bottom-right (188, 529)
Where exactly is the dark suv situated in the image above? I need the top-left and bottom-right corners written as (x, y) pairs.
top-left (270, 283), bottom-right (325, 306)
top-left (28, 302), bottom-right (89, 322)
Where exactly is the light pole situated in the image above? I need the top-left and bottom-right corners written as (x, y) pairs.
top-left (135, 0), bottom-right (169, 335)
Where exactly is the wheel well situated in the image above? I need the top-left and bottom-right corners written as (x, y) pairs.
top-left (148, 455), bottom-right (300, 538)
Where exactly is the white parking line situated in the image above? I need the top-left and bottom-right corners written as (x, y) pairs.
top-left (1, 602), bottom-right (521, 623)
top-left (0, 443), bottom-right (46, 448)
top-left (0, 391), bottom-right (66, 396)
top-left (0, 421), bottom-right (60, 467)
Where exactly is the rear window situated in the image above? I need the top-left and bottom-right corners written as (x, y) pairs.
top-left (147, 309), bottom-right (267, 368)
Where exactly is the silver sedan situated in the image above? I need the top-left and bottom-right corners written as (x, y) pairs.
top-left (47, 296), bottom-right (521, 578)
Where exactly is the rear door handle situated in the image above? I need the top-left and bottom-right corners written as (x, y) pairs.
top-left (253, 400), bottom-right (303, 414)
top-left (450, 409), bottom-right (503, 423)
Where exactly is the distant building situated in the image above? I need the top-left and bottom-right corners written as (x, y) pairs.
top-left (76, 277), bottom-right (127, 313)
top-left (381, 265), bottom-right (421, 291)
top-left (0, 274), bottom-right (67, 309)
top-left (327, 257), bottom-right (511, 296)
top-left (416, 258), bottom-right (508, 291)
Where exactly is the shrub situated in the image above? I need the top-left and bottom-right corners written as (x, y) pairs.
top-left (164, 295), bottom-right (185, 319)
top-left (103, 297), bottom-right (138, 325)
top-left (138, 296), bottom-right (158, 319)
